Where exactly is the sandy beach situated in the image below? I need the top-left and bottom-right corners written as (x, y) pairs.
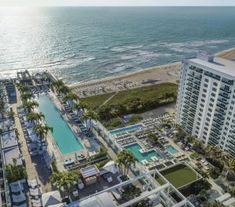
top-left (70, 48), bottom-right (235, 97)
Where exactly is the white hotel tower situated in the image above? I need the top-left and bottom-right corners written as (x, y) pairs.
top-left (176, 53), bottom-right (235, 156)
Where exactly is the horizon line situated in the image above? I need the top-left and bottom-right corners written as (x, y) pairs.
top-left (1, 5), bottom-right (235, 8)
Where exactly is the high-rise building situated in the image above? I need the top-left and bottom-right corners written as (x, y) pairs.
top-left (176, 54), bottom-right (235, 156)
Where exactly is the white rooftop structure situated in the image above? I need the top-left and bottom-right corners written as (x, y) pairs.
top-left (73, 192), bottom-right (116, 207)
top-left (188, 56), bottom-right (235, 78)
top-left (216, 193), bottom-right (231, 203)
top-left (42, 191), bottom-right (62, 207)
top-left (223, 197), bottom-right (235, 207)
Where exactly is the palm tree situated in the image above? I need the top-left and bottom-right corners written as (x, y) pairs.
top-left (5, 158), bottom-right (27, 183)
top-left (17, 83), bottom-right (30, 94)
top-left (50, 171), bottom-right (79, 198)
top-left (52, 79), bottom-right (70, 95)
top-left (63, 92), bottom-right (78, 107)
top-left (206, 145), bottom-right (223, 159)
top-left (72, 102), bottom-right (85, 118)
top-left (23, 100), bottom-right (39, 113)
top-left (27, 112), bottom-right (44, 124)
top-left (52, 80), bottom-right (65, 91)
top-left (117, 150), bottom-right (137, 176)
top-left (225, 159), bottom-right (235, 181)
top-left (21, 92), bottom-right (34, 102)
top-left (33, 124), bottom-right (53, 149)
top-left (80, 110), bottom-right (98, 131)
top-left (59, 85), bottom-right (70, 95)
top-left (7, 109), bottom-right (15, 119)
top-left (0, 97), bottom-right (5, 119)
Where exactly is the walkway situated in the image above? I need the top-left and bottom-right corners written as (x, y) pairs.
top-left (13, 88), bottom-right (52, 192)
top-left (100, 91), bottom-right (118, 108)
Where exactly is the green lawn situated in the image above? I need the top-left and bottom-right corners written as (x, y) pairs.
top-left (157, 164), bottom-right (199, 188)
top-left (80, 92), bottom-right (115, 109)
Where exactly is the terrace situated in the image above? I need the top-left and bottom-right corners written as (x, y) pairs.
top-left (67, 169), bottom-right (194, 207)
top-left (102, 114), bottom-right (188, 171)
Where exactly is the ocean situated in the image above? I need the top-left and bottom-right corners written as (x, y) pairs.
top-left (0, 7), bottom-right (235, 83)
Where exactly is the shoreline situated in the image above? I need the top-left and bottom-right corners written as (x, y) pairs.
top-left (69, 62), bottom-right (180, 89)
top-left (69, 47), bottom-right (235, 97)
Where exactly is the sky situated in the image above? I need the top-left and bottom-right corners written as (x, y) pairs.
top-left (1, 0), bottom-right (235, 7)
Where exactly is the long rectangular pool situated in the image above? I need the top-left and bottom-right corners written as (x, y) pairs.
top-left (125, 143), bottom-right (161, 162)
top-left (37, 95), bottom-right (84, 155)
top-left (110, 124), bottom-right (142, 136)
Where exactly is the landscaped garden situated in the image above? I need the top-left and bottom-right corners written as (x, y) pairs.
top-left (80, 83), bottom-right (178, 129)
top-left (157, 164), bottom-right (199, 188)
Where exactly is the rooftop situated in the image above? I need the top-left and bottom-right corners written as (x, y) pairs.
top-left (187, 54), bottom-right (235, 78)
top-left (2, 146), bottom-right (23, 166)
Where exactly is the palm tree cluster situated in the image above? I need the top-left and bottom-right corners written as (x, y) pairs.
top-left (117, 150), bottom-right (137, 176)
top-left (5, 159), bottom-right (27, 183)
top-left (50, 171), bottom-right (80, 198)
top-left (52, 80), bottom-right (98, 131)
top-left (121, 184), bottom-right (141, 202)
top-left (18, 83), bottom-right (53, 150)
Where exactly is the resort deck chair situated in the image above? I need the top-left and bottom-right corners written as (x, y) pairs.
top-left (31, 199), bottom-right (42, 207)
top-left (28, 179), bottom-right (39, 189)
top-left (30, 187), bottom-right (41, 197)
top-left (13, 204), bottom-right (28, 207)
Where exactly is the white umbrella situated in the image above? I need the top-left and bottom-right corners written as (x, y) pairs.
top-left (103, 161), bottom-right (118, 174)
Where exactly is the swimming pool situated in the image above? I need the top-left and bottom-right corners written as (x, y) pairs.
top-left (124, 143), bottom-right (161, 161)
top-left (110, 124), bottom-right (142, 136)
top-left (166, 145), bottom-right (178, 155)
top-left (37, 95), bottom-right (84, 155)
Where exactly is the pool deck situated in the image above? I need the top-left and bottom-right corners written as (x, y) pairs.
top-left (47, 92), bottom-right (88, 162)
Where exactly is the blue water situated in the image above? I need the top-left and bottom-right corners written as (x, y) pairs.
top-left (37, 95), bottom-right (84, 154)
top-left (110, 124), bottom-right (142, 135)
top-left (166, 145), bottom-right (178, 155)
top-left (125, 143), bottom-right (161, 161)
top-left (1, 7), bottom-right (235, 82)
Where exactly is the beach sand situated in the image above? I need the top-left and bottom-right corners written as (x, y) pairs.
top-left (70, 48), bottom-right (235, 97)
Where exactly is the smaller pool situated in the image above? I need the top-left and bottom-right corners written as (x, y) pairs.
top-left (166, 145), bottom-right (178, 154)
top-left (110, 124), bottom-right (142, 136)
top-left (125, 143), bottom-right (161, 162)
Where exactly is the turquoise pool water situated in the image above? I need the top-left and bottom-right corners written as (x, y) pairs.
top-left (110, 124), bottom-right (142, 136)
top-left (37, 95), bottom-right (83, 154)
top-left (125, 143), bottom-right (161, 161)
top-left (166, 145), bottom-right (178, 154)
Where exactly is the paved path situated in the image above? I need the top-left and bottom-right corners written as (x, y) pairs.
top-left (12, 104), bottom-right (38, 180)
top-left (13, 88), bottom-right (52, 193)
top-left (100, 91), bottom-right (118, 108)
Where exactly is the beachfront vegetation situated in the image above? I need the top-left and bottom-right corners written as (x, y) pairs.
top-left (5, 159), bottom-right (27, 183)
top-left (117, 150), bottom-right (137, 176)
top-left (81, 83), bottom-right (177, 119)
top-left (80, 83), bottom-right (177, 128)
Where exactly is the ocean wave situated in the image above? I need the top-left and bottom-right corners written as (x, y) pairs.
top-left (110, 45), bottom-right (143, 52)
top-left (162, 39), bottom-right (229, 53)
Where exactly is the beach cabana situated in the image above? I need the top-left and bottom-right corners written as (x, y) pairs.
top-left (102, 161), bottom-right (119, 174)
top-left (80, 165), bottom-right (100, 185)
top-left (42, 191), bottom-right (62, 207)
